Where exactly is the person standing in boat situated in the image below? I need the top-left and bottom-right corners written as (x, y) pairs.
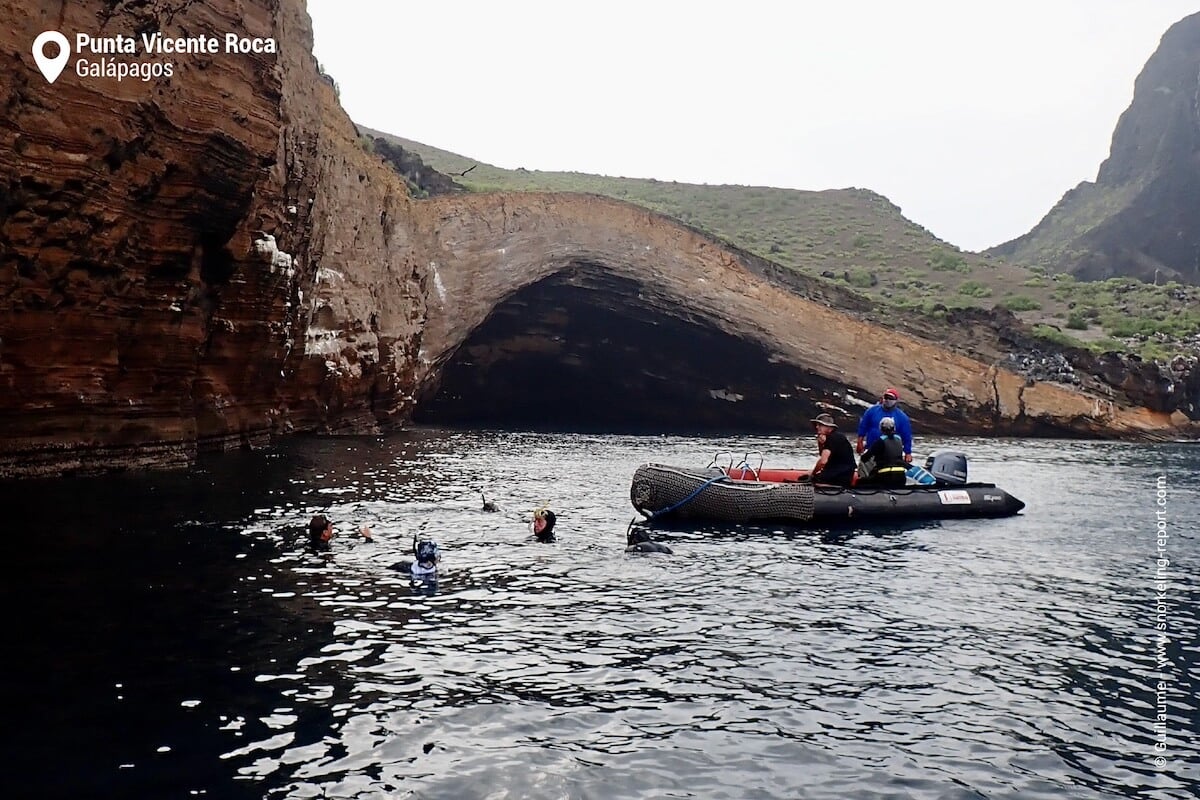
top-left (855, 387), bottom-right (913, 464)
top-left (859, 417), bottom-right (909, 487)
top-left (809, 412), bottom-right (856, 487)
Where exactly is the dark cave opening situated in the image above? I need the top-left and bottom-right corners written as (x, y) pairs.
top-left (414, 265), bottom-right (849, 434)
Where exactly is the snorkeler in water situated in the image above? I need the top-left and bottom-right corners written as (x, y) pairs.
top-left (626, 526), bottom-right (673, 554)
top-left (307, 514), bottom-right (373, 552)
top-left (389, 534), bottom-right (441, 579)
top-left (532, 508), bottom-right (557, 543)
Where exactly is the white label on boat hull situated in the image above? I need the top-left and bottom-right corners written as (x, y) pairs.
top-left (938, 490), bottom-right (972, 505)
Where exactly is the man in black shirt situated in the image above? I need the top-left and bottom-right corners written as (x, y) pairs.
top-left (810, 412), bottom-right (856, 487)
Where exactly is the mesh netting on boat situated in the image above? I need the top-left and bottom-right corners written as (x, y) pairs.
top-left (631, 463), bottom-right (816, 523)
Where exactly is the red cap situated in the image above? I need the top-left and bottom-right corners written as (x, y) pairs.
top-left (883, 387), bottom-right (900, 400)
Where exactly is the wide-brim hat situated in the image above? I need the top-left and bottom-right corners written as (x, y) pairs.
top-left (810, 412), bottom-right (837, 429)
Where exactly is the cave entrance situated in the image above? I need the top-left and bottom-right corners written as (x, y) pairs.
top-left (414, 264), bottom-right (838, 433)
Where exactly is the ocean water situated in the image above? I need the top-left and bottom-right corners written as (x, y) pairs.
top-left (6, 430), bottom-right (1197, 799)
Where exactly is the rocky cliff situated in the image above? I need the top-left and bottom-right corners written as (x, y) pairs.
top-left (1, 1), bottom-right (1195, 479)
top-left (990, 12), bottom-right (1200, 284)
top-left (0, 0), bottom-right (424, 476)
top-left (402, 192), bottom-right (1197, 438)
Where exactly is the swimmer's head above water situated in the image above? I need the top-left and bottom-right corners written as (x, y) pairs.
top-left (533, 508), bottom-right (557, 542)
top-left (308, 514), bottom-right (334, 549)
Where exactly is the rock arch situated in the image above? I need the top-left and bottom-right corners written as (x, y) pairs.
top-left (392, 191), bottom-right (1180, 437)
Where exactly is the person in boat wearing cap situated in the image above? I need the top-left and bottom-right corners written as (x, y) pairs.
top-left (809, 412), bottom-right (857, 487)
top-left (856, 387), bottom-right (913, 464)
top-left (859, 416), bottom-right (909, 487)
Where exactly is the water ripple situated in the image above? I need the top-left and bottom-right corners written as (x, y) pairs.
top-left (6, 431), bottom-right (1198, 799)
top-left (227, 435), bottom-right (1200, 798)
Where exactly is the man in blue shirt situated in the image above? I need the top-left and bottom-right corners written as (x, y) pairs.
top-left (856, 387), bottom-right (913, 463)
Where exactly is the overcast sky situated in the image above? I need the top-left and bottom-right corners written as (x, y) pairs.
top-left (307, 1), bottom-right (1198, 252)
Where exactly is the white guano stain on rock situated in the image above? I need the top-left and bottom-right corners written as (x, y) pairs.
top-left (252, 234), bottom-right (294, 274)
top-left (304, 327), bottom-right (343, 356)
top-left (842, 392), bottom-right (873, 409)
top-left (430, 261), bottom-right (446, 303)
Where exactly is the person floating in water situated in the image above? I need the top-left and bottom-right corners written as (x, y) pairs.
top-left (481, 492), bottom-right (500, 513)
top-left (307, 514), bottom-right (373, 552)
top-left (532, 508), bottom-right (557, 543)
top-left (389, 534), bottom-right (441, 579)
top-left (626, 527), bottom-right (672, 554)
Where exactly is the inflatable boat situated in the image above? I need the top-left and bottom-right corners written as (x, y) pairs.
top-left (630, 451), bottom-right (1025, 525)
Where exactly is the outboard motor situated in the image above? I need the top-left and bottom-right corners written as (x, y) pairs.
top-left (925, 450), bottom-right (969, 485)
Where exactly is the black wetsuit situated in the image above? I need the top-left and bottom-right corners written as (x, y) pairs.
top-left (862, 434), bottom-right (907, 487)
top-left (627, 540), bottom-right (673, 554)
top-left (627, 529), bottom-right (673, 554)
top-left (389, 560), bottom-right (437, 578)
top-left (816, 431), bottom-right (856, 487)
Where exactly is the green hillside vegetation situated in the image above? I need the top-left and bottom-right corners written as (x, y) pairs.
top-left (995, 180), bottom-right (1147, 271)
top-left (362, 127), bottom-right (1200, 360)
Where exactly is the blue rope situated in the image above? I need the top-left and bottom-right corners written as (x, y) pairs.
top-left (643, 473), bottom-right (729, 521)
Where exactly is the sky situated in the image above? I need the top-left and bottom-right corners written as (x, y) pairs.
top-left (307, 1), bottom-right (1199, 253)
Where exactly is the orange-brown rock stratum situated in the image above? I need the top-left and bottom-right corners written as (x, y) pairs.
top-left (1, 0), bottom-right (422, 477)
top-left (404, 192), bottom-right (1195, 438)
top-left (0, 1), bottom-right (1194, 478)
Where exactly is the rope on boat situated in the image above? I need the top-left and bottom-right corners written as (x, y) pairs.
top-left (640, 473), bottom-right (730, 521)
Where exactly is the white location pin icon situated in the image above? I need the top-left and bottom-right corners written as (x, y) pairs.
top-left (33, 30), bottom-right (70, 84)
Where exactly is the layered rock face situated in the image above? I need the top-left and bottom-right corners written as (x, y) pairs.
top-left (0, 0), bottom-right (424, 476)
top-left (0, 1), bottom-right (1194, 479)
top-left (405, 192), bottom-right (1195, 439)
top-left (991, 12), bottom-right (1200, 283)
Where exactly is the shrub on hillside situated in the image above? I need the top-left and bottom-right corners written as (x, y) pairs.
top-left (957, 281), bottom-right (993, 298)
top-left (1000, 295), bottom-right (1041, 311)
top-left (1032, 325), bottom-right (1078, 347)
top-left (929, 249), bottom-right (970, 273)
top-left (1065, 313), bottom-right (1089, 330)
top-left (843, 268), bottom-right (877, 289)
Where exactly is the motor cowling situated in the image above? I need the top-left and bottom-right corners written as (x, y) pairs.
top-left (925, 450), bottom-right (968, 485)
